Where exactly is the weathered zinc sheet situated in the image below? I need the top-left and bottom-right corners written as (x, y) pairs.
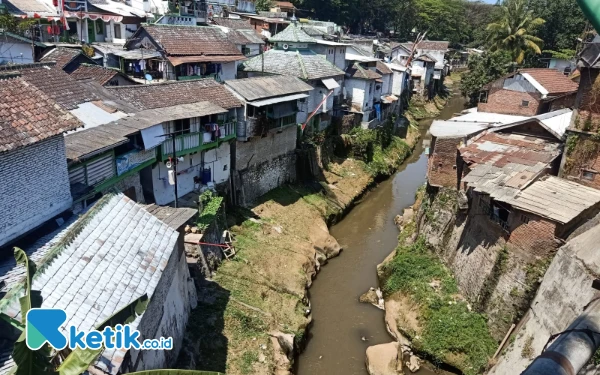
top-left (225, 75), bottom-right (313, 101)
top-left (511, 176), bottom-right (600, 224)
top-left (144, 204), bottom-right (197, 230)
top-left (65, 101), bottom-right (227, 160)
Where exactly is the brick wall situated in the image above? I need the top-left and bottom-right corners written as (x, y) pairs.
top-left (508, 210), bottom-right (558, 257)
top-left (427, 137), bottom-right (460, 188)
top-left (549, 93), bottom-right (576, 112)
top-left (575, 68), bottom-right (600, 132)
top-left (478, 88), bottom-right (541, 116)
top-left (561, 132), bottom-right (600, 190)
top-left (0, 135), bottom-right (72, 247)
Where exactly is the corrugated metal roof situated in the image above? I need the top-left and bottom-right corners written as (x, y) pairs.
top-left (511, 177), bottom-right (600, 224)
top-left (248, 93), bottom-right (309, 107)
top-left (449, 111), bottom-right (529, 124)
top-left (144, 204), bottom-right (197, 229)
top-left (65, 101), bottom-right (227, 160)
top-left (225, 75), bottom-right (313, 101)
top-left (430, 120), bottom-right (490, 138)
top-left (534, 108), bottom-right (573, 138)
top-left (460, 128), bottom-right (562, 201)
top-left (167, 54), bottom-right (247, 66)
top-left (241, 49), bottom-right (344, 80)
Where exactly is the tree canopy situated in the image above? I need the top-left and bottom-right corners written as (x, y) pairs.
top-left (486, 0), bottom-right (545, 64)
top-left (460, 51), bottom-right (513, 106)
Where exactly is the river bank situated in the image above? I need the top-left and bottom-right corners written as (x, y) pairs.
top-left (177, 102), bottom-right (437, 374)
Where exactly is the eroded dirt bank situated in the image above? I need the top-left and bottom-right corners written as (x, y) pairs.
top-left (178, 118), bottom-right (423, 375)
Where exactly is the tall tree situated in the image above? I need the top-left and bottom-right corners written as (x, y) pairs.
top-left (413, 0), bottom-right (468, 45)
top-left (460, 51), bottom-right (513, 106)
top-left (486, 0), bottom-right (545, 64)
top-left (528, 0), bottom-right (588, 52)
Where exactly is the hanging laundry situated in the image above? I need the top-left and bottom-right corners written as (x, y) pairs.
top-left (139, 59), bottom-right (146, 70)
top-left (168, 170), bottom-right (175, 185)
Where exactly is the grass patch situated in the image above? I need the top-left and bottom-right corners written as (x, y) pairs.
top-left (198, 190), bottom-right (224, 232)
top-left (382, 237), bottom-right (497, 374)
top-left (240, 351), bottom-right (259, 374)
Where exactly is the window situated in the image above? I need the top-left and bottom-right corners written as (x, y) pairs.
top-left (113, 24), bottom-right (121, 39)
top-left (521, 100), bottom-right (530, 107)
top-left (583, 170), bottom-right (596, 181)
top-left (520, 214), bottom-right (530, 224)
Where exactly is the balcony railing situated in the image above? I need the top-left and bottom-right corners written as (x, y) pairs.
top-left (160, 122), bottom-right (236, 158)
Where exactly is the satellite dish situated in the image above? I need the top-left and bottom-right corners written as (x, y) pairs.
top-left (145, 74), bottom-right (153, 81)
top-left (282, 43), bottom-right (289, 50)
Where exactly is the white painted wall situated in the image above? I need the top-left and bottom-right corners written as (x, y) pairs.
top-left (390, 70), bottom-right (407, 97)
top-left (0, 42), bottom-right (33, 64)
top-left (417, 49), bottom-right (446, 69)
top-left (381, 73), bottom-right (392, 95)
top-left (0, 136), bottom-right (72, 247)
top-left (312, 44), bottom-right (346, 71)
top-left (151, 142), bottom-right (230, 205)
top-left (131, 249), bottom-right (196, 370)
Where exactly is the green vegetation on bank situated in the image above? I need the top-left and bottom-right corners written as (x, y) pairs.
top-left (382, 236), bottom-right (497, 375)
top-left (197, 191), bottom-right (224, 232)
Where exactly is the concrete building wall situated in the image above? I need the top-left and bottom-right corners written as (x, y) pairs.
top-left (345, 78), bottom-right (367, 112)
top-left (234, 125), bottom-right (297, 204)
top-left (312, 45), bottom-right (346, 71)
top-left (129, 247), bottom-right (197, 371)
top-left (489, 223), bottom-right (600, 375)
top-left (391, 70), bottom-right (405, 97)
top-left (381, 73), bottom-right (392, 95)
top-left (0, 42), bottom-right (33, 64)
top-left (151, 143), bottom-right (230, 205)
top-left (478, 88), bottom-right (541, 116)
top-left (0, 135), bottom-right (73, 247)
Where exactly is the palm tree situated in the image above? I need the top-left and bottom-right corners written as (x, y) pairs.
top-left (486, 0), bottom-right (545, 64)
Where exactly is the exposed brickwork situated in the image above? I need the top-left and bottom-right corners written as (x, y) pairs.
top-left (574, 68), bottom-right (600, 132)
top-left (478, 88), bottom-right (541, 116)
top-left (562, 132), bottom-right (600, 190)
top-left (0, 77), bottom-right (81, 152)
top-left (549, 93), bottom-right (576, 112)
top-left (0, 135), bottom-right (73, 247)
top-left (508, 211), bottom-right (558, 256)
top-left (428, 137), bottom-right (460, 188)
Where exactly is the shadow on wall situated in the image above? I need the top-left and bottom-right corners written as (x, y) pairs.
top-left (177, 279), bottom-right (230, 373)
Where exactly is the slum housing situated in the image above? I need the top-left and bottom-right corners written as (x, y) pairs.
top-left (425, 41), bottom-right (600, 259)
top-left (0, 5), bottom-right (454, 372)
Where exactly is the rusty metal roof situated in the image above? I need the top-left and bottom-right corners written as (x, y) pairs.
top-left (511, 176), bottom-right (600, 224)
top-left (460, 125), bottom-right (562, 201)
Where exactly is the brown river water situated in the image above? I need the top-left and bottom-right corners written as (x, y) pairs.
top-left (295, 94), bottom-right (467, 375)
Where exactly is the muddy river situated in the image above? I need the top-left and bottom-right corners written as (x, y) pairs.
top-left (295, 94), bottom-right (467, 375)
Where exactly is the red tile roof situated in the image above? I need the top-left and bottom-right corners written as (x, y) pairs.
top-left (0, 62), bottom-right (98, 110)
top-left (142, 24), bottom-right (242, 56)
top-left (212, 17), bottom-right (254, 30)
top-left (106, 79), bottom-right (243, 110)
top-left (69, 64), bottom-right (123, 85)
top-left (520, 68), bottom-right (579, 95)
top-left (0, 77), bottom-right (81, 152)
top-left (39, 47), bottom-right (82, 69)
